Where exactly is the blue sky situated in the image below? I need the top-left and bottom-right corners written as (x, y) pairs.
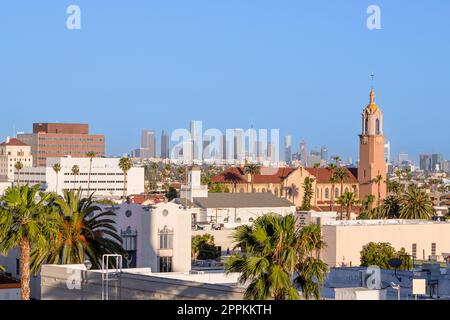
top-left (0, 1), bottom-right (449, 162)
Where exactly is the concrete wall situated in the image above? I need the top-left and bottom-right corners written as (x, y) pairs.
top-left (41, 265), bottom-right (244, 300)
top-left (322, 221), bottom-right (450, 267)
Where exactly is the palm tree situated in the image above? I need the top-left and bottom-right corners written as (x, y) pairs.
top-left (360, 195), bottom-right (376, 218)
top-left (223, 171), bottom-right (243, 193)
top-left (119, 157), bottom-right (132, 199)
top-left (380, 195), bottom-right (401, 219)
top-left (0, 185), bottom-right (58, 300)
top-left (332, 156), bottom-right (341, 165)
top-left (86, 152), bottom-right (97, 195)
top-left (337, 192), bottom-right (359, 220)
top-left (177, 166), bottom-right (186, 184)
top-left (225, 214), bottom-right (328, 300)
top-left (52, 163), bottom-right (61, 194)
top-left (326, 164), bottom-right (337, 211)
top-left (71, 165), bottom-right (80, 190)
top-left (333, 167), bottom-right (349, 218)
top-left (30, 190), bottom-right (124, 271)
top-left (399, 187), bottom-right (434, 220)
top-left (373, 174), bottom-right (383, 206)
top-left (244, 164), bottom-right (261, 192)
top-left (301, 177), bottom-right (315, 210)
top-left (14, 161), bottom-right (23, 187)
top-left (286, 183), bottom-right (299, 203)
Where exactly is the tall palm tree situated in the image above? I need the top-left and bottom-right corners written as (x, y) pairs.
top-left (30, 190), bottom-right (124, 271)
top-left (52, 163), bottom-right (61, 194)
top-left (399, 187), bottom-right (434, 220)
top-left (226, 214), bottom-right (328, 300)
top-left (86, 152), bottom-right (97, 195)
top-left (337, 192), bottom-right (359, 220)
top-left (360, 195), bottom-right (376, 218)
top-left (14, 161), bottom-right (23, 187)
top-left (0, 185), bottom-right (58, 300)
top-left (244, 164), bottom-right (261, 192)
top-left (119, 157), bottom-right (132, 199)
top-left (71, 165), bottom-right (80, 190)
top-left (177, 166), bottom-right (186, 184)
top-left (333, 167), bottom-right (349, 218)
top-left (326, 164), bottom-right (337, 211)
top-left (223, 171), bottom-right (243, 193)
top-left (373, 174), bottom-right (383, 206)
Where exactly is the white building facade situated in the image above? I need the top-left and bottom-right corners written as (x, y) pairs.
top-left (0, 138), bottom-right (33, 182)
top-left (15, 157), bottom-right (144, 198)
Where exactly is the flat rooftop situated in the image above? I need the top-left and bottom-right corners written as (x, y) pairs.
top-left (323, 219), bottom-right (450, 227)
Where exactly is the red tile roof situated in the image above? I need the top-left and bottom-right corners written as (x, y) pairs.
top-left (304, 167), bottom-right (358, 184)
top-left (211, 167), bottom-right (296, 184)
top-left (0, 138), bottom-right (28, 147)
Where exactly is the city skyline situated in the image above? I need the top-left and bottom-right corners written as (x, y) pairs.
top-left (1, 1), bottom-right (449, 161)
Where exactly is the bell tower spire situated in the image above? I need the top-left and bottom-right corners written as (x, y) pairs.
top-left (358, 77), bottom-right (387, 206)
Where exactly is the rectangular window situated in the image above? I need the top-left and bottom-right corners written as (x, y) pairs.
top-left (431, 243), bottom-right (436, 256)
top-left (159, 233), bottom-right (173, 249)
top-left (159, 256), bottom-right (172, 272)
top-left (16, 258), bottom-right (20, 275)
top-left (412, 244), bottom-right (417, 259)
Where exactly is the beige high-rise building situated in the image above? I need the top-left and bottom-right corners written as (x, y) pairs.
top-left (358, 88), bottom-right (387, 204)
top-left (0, 138), bottom-right (33, 182)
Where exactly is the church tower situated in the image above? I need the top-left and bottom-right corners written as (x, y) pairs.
top-left (358, 87), bottom-right (387, 204)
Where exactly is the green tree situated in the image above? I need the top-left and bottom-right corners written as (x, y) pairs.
top-left (14, 161), bottom-right (23, 187)
top-left (337, 192), bottom-right (359, 220)
top-left (399, 187), bottom-right (434, 219)
top-left (333, 167), bottom-right (349, 218)
top-left (326, 164), bottom-right (337, 211)
top-left (226, 214), bottom-right (328, 300)
top-left (52, 163), bottom-right (61, 193)
top-left (71, 165), bottom-right (80, 190)
top-left (118, 157), bottom-right (133, 199)
top-left (373, 174), bottom-right (384, 206)
top-left (192, 234), bottom-right (220, 260)
top-left (165, 187), bottom-right (178, 201)
top-left (244, 164), bottom-right (261, 192)
top-left (30, 190), bottom-right (124, 271)
top-left (0, 185), bottom-right (58, 300)
top-left (360, 242), bottom-right (411, 270)
top-left (300, 177), bottom-right (315, 211)
top-left (380, 195), bottom-right (401, 219)
top-left (86, 152), bottom-right (97, 195)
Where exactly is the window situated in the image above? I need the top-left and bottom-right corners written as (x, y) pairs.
top-left (162, 209), bottom-right (169, 217)
top-left (248, 217), bottom-right (254, 223)
top-left (412, 244), bottom-right (417, 259)
top-left (121, 228), bottom-right (137, 268)
top-left (365, 117), bottom-right (369, 134)
top-left (159, 256), bottom-right (172, 272)
top-left (16, 258), bottom-right (20, 275)
top-left (125, 210), bottom-right (132, 218)
top-left (236, 217), bottom-right (242, 223)
top-left (159, 227), bottom-right (174, 249)
top-left (335, 188), bottom-right (339, 198)
top-left (431, 243), bottom-right (436, 256)
top-left (324, 188), bottom-right (329, 199)
top-left (375, 119), bottom-right (380, 134)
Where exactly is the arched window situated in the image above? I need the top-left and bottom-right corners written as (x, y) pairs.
top-left (262, 188), bottom-right (266, 192)
top-left (365, 117), bottom-right (369, 134)
top-left (375, 118), bottom-right (380, 134)
top-left (324, 188), bottom-right (329, 199)
top-left (335, 188), bottom-right (339, 198)
top-left (239, 188), bottom-right (244, 193)
top-left (345, 187), bottom-right (349, 193)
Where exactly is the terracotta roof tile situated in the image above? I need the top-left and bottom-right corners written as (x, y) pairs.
top-left (0, 138), bottom-right (28, 147)
top-left (304, 167), bottom-right (358, 184)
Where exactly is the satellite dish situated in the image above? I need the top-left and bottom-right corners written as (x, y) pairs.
top-left (389, 258), bottom-right (402, 269)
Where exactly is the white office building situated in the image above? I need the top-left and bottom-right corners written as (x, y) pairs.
top-left (16, 157), bottom-right (144, 198)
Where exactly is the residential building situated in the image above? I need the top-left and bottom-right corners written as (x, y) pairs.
top-left (15, 157), bottom-right (144, 198)
top-left (0, 138), bottom-right (33, 182)
top-left (17, 123), bottom-right (105, 167)
top-left (358, 88), bottom-right (387, 204)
